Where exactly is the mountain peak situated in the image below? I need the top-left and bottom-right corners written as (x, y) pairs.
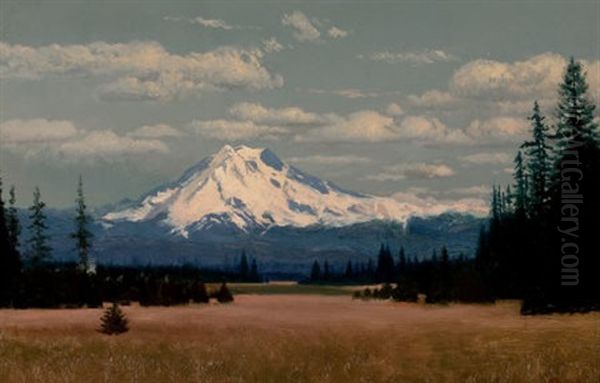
top-left (104, 145), bottom-right (412, 234)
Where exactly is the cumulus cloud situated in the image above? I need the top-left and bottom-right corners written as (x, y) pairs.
top-left (0, 118), bottom-right (168, 160)
top-left (465, 117), bottom-right (528, 139)
top-left (287, 155), bottom-right (373, 166)
top-left (282, 11), bottom-right (321, 42)
top-left (303, 88), bottom-right (383, 99)
top-left (0, 41), bottom-right (283, 101)
top-left (228, 102), bottom-right (325, 126)
top-left (163, 16), bottom-right (259, 30)
top-left (406, 90), bottom-right (458, 108)
top-left (262, 37), bottom-right (284, 53)
top-left (359, 49), bottom-right (458, 65)
top-left (460, 152), bottom-right (512, 165)
top-left (59, 131), bottom-right (168, 157)
top-left (327, 26), bottom-right (348, 39)
top-left (297, 111), bottom-right (398, 143)
top-left (127, 124), bottom-right (182, 138)
top-left (386, 103), bottom-right (404, 116)
top-left (0, 119), bottom-right (79, 143)
top-left (190, 17), bottom-right (235, 30)
top-left (450, 53), bottom-right (600, 101)
top-left (366, 163), bottom-right (455, 181)
top-left (191, 120), bottom-right (288, 140)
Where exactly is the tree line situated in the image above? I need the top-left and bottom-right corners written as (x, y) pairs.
top-left (0, 177), bottom-right (241, 308)
top-left (475, 57), bottom-right (599, 314)
top-left (308, 243), bottom-right (486, 303)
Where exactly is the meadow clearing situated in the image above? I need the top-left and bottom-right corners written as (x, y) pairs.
top-left (0, 286), bottom-right (598, 383)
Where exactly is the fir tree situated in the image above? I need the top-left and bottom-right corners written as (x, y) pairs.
top-left (310, 260), bottom-right (321, 281)
top-left (72, 176), bottom-right (93, 272)
top-left (522, 101), bottom-right (551, 216)
top-left (239, 250), bottom-right (249, 280)
top-left (99, 302), bottom-right (129, 335)
top-left (398, 246), bottom-right (407, 274)
top-left (0, 177), bottom-right (22, 307)
top-left (553, 57), bottom-right (598, 151)
top-left (6, 186), bottom-right (21, 252)
top-left (215, 282), bottom-right (234, 303)
top-left (345, 260), bottom-right (353, 279)
top-left (323, 261), bottom-right (330, 281)
top-left (27, 187), bottom-right (51, 267)
top-left (249, 258), bottom-right (259, 282)
top-left (513, 151), bottom-right (528, 217)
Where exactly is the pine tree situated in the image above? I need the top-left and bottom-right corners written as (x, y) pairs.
top-left (323, 261), bottom-right (330, 281)
top-left (0, 177), bottom-right (22, 307)
top-left (239, 250), bottom-right (249, 280)
top-left (215, 282), bottom-right (234, 303)
top-left (72, 176), bottom-right (93, 273)
top-left (249, 258), bottom-right (259, 282)
top-left (310, 260), bottom-right (321, 281)
top-left (6, 186), bottom-right (21, 252)
top-left (99, 302), bottom-right (129, 335)
top-left (398, 246), bottom-right (407, 274)
top-left (27, 187), bottom-right (51, 267)
top-left (546, 57), bottom-right (600, 308)
top-left (513, 151), bottom-right (528, 217)
top-left (553, 57), bottom-right (598, 151)
top-left (345, 260), bottom-right (353, 279)
top-left (522, 101), bottom-right (551, 217)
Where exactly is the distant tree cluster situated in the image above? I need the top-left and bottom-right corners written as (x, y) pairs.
top-left (0, 176), bottom-right (237, 308)
top-left (309, 243), bottom-right (488, 304)
top-left (475, 58), bottom-right (600, 314)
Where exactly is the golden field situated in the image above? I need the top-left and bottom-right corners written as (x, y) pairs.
top-left (0, 293), bottom-right (598, 383)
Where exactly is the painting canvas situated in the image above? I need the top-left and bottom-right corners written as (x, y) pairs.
top-left (1, 1), bottom-right (599, 382)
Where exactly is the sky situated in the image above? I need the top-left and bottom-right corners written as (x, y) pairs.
top-left (1, 0), bottom-right (599, 214)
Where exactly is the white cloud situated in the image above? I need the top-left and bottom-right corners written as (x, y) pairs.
top-left (360, 49), bottom-right (458, 65)
top-left (0, 119), bottom-right (168, 160)
top-left (297, 110), bottom-right (398, 143)
top-left (191, 17), bottom-right (235, 30)
top-left (262, 37), bottom-right (284, 53)
top-left (163, 16), bottom-right (259, 30)
top-left (385, 103), bottom-right (404, 116)
top-left (406, 90), bottom-right (458, 108)
top-left (303, 88), bottom-right (382, 99)
top-left (327, 26), bottom-right (348, 39)
top-left (228, 102), bottom-right (325, 126)
top-left (59, 131), bottom-right (169, 157)
top-left (450, 53), bottom-right (600, 101)
top-left (460, 152), bottom-right (512, 165)
top-left (282, 11), bottom-right (321, 42)
top-left (127, 124), bottom-right (182, 138)
top-left (465, 117), bottom-right (528, 139)
top-left (191, 120), bottom-right (288, 140)
top-left (366, 163), bottom-right (455, 181)
top-left (287, 155), bottom-right (373, 166)
top-left (0, 41), bottom-right (283, 101)
top-left (0, 119), bottom-right (79, 143)
top-left (396, 116), bottom-right (472, 145)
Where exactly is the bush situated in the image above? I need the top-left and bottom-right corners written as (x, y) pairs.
top-left (214, 282), bottom-right (234, 303)
top-left (99, 303), bottom-right (129, 335)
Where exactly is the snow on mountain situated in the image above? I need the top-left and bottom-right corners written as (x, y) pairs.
top-left (103, 145), bottom-right (416, 235)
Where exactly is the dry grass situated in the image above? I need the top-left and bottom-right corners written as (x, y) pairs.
top-left (0, 295), bottom-right (598, 383)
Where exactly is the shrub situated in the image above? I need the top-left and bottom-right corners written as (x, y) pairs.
top-left (99, 302), bottom-right (129, 335)
top-left (215, 282), bottom-right (234, 303)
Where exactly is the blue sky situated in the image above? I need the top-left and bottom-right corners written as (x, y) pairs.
top-left (1, 0), bottom-right (599, 212)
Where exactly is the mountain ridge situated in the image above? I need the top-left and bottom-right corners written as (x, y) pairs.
top-left (103, 145), bottom-right (416, 236)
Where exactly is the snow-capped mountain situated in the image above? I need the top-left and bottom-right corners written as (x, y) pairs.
top-left (103, 145), bottom-right (415, 235)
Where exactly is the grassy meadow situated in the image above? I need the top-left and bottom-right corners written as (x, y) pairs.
top-left (0, 292), bottom-right (598, 383)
